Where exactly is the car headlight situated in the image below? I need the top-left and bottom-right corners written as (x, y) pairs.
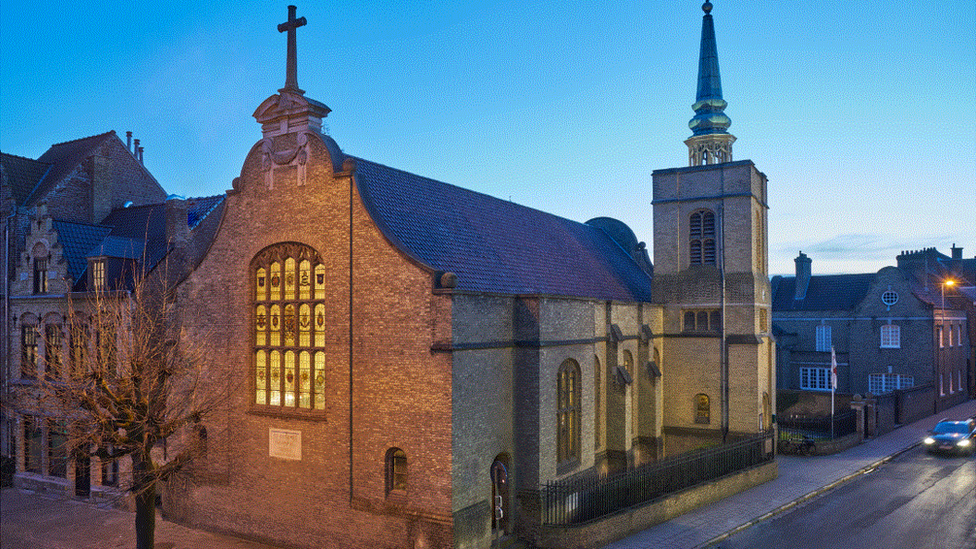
top-left (957, 439), bottom-right (971, 447)
top-left (924, 437), bottom-right (935, 445)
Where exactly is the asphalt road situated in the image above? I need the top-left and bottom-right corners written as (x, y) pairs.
top-left (717, 445), bottom-right (976, 549)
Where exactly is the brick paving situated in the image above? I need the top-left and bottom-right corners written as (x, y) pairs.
top-left (2, 399), bottom-right (974, 549)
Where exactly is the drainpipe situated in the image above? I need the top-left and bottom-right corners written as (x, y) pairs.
top-left (3, 209), bottom-right (16, 458)
top-left (718, 203), bottom-right (729, 444)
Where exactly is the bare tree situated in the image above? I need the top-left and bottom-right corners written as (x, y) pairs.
top-left (8, 258), bottom-right (231, 549)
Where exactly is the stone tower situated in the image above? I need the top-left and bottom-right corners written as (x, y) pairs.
top-left (652, 1), bottom-right (774, 445)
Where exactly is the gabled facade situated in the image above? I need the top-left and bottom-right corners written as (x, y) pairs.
top-left (2, 132), bottom-right (166, 461)
top-left (772, 251), bottom-right (972, 412)
top-left (2, 131), bottom-right (224, 496)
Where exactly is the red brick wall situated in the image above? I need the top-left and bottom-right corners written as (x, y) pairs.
top-left (171, 131), bottom-right (453, 549)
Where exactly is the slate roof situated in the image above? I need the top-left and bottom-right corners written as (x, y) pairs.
top-left (51, 196), bottom-right (224, 289)
top-left (352, 157), bottom-right (653, 301)
top-left (771, 273), bottom-right (876, 311)
top-left (51, 220), bottom-right (112, 283)
top-left (1, 152), bottom-right (51, 207)
top-left (27, 132), bottom-right (116, 206)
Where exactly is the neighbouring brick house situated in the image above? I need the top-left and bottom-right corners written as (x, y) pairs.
top-left (772, 249), bottom-right (972, 417)
top-left (1, 131), bottom-right (225, 496)
top-left (4, 3), bottom-right (776, 549)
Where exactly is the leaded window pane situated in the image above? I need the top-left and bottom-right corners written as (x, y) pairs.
top-left (299, 260), bottom-right (311, 300)
top-left (314, 352), bottom-right (326, 410)
top-left (284, 351), bottom-right (296, 407)
top-left (255, 351), bottom-right (267, 404)
top-left (299, 351), bottom-right (311, 409)
top-left (256, 268), bottom-right (267, 301)
top-left (284, 258), bottom-right (296, 300)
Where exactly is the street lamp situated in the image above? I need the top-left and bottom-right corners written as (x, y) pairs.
top-left (939, 279), bottom-right (956, 402)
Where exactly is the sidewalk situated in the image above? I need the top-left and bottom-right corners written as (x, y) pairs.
top-left (3, 400), bottom-right (974, 549)
top-left (603, 398), bottom-right (976, 549)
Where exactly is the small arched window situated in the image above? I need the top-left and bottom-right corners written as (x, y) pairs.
top-left (557, 360), bottom-right (581, 465)
top-left (689, 210), bottom-right (716, 265)
top-left (386, 448), bottom-right (407, 495)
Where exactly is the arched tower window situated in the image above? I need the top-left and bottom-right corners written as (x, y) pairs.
top-left (689, 209), bottom-right (716, 265)
top-left (386, 447), bottom-right (407, 495)
top-left (252, 243), bottom-right (327, 411)
top-left (557, 359), bottom-right (581, 465)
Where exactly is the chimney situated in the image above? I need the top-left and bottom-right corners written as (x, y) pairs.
top-left (165, 194), bottom-right (189, 247)
top-left (138, 146), bottom-right (144, 164)
top-left (794, 251), bottom-right (812, 300)
top-left (126, 131), bottom-right (132, 152)
top-left (133, 138), bottom-right (140, 161)
top-left (951, 244), bottom-right (963, 260)
top-left (90, 155), bottom-right (113, 223)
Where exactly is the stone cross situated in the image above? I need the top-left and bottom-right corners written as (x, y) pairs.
top-left (278, 5), bottom-right (307, 92)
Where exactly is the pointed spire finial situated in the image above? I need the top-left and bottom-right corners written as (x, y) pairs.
top-left (685, 0), bottom-right (735, 166)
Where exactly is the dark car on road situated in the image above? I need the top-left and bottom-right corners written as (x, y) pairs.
top-left (923, 418), bottom-right (976, 455)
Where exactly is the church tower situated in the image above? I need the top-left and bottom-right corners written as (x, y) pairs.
top-left (652, 1), bottom-right (774, 448)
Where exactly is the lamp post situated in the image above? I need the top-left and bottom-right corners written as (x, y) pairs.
top-left (939, 279), bottom-right (956, 406)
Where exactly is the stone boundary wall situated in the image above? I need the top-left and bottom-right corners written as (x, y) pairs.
top-left (531, 461), bottom-right (778, 549)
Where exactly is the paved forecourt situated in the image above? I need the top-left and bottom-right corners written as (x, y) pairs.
top-left (603, 398), bottom-right (976, 549)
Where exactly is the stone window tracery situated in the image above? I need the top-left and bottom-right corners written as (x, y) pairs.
top-left (252, 243), bottom-right (327, 411)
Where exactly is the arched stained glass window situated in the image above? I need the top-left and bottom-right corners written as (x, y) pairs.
top-left (253, 243), bottom-right (328, 411)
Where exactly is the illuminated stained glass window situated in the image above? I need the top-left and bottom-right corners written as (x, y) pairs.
top-left (253, 243), bottom-right (327, 411)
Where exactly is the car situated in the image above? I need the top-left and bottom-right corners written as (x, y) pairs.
top-left (923, 418), bottom-right (976, 456)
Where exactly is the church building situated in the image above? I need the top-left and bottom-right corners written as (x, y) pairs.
top-left (4, 3), bottom-right (774, 548)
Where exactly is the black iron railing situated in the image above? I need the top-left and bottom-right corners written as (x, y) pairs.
top-left (778, 410), bottom-right (856, 441)
top-left (540, 431), bottom-right (775, 525)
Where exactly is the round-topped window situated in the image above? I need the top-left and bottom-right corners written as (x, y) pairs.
top-left (881, 290), bottom-right (898, 307)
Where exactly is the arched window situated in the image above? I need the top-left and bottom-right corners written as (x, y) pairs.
top-left (386, 448), bottom-right (407, 494)
top-left (253, 243), bottom-right (327, 411)
top-left (557, 360), bottom-right (581, 465)
top-left (689, 209), bottom-right (716, 265)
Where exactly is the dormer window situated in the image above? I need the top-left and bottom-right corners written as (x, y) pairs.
top-left (90, 259), bottom-right (106, 291)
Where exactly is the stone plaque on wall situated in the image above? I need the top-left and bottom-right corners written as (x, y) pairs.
top-left (269, 428), bottom-right (302, 460)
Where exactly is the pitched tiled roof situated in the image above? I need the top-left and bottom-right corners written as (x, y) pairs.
top-left (771, 273), bottom-right (876, 311)
top-left (51, 220), bottom-right (112, 283)
top-left (28, 132), bottom-right (116, 206)
top-left (186, 195), bottom-right (224, 229)
top-left (51, 195), bottom-right (224, 289)
top-left (1, 152), bottom-right (51, 206)
top-left (98, 203), bottom-right (168, 267)
top-left (352, 157), bottom-right (653, 301)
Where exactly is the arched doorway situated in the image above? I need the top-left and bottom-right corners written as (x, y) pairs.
top-left (490, 455), bottom-right (510, 540)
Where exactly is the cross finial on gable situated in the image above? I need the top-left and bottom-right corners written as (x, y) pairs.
top-left (278, 5), bottom-right (307, 93)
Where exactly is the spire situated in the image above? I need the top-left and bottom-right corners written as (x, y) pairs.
top-left (685, 1), bottom-right (735, 166)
